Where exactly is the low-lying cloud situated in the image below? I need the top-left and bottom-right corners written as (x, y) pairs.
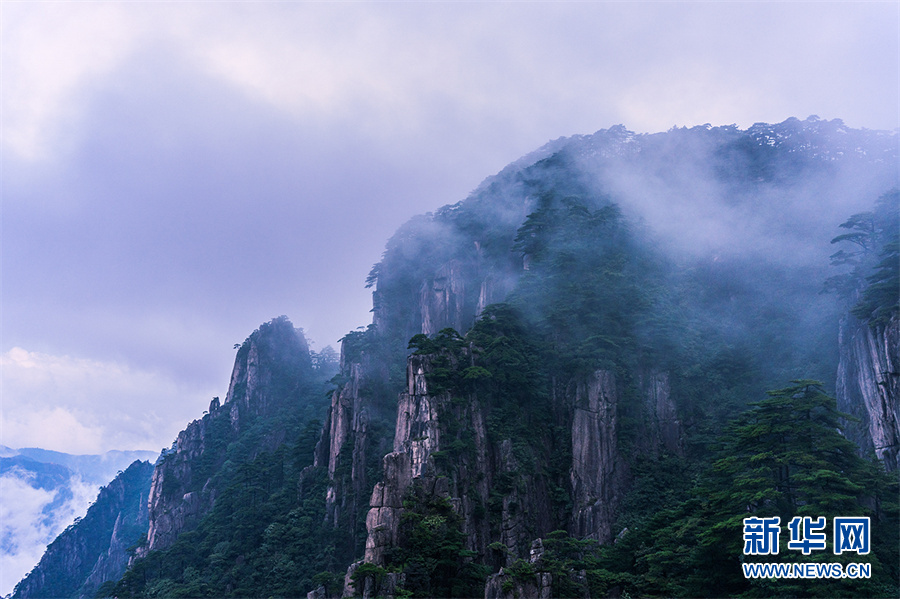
top-left (0, 472), bottom-right (97, 596)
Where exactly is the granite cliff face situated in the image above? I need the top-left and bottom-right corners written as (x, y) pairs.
top-left (837, 313), bottom-right (900, 471)
top-left (145, 317), bottom-right (313, 552)
top-left (12, 461), bottom-right (154, 599)
top-left (337, 344), bottom-right (687, 597)
top-left (568, 371), bottom-right (621, 544)
top-left (362, 354), bottom-right (495, 568)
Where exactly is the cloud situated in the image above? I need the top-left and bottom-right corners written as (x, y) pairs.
top-left (5, 3), bottom-right (896, 164)
top-left (1, 348), bottom-right (212, 454)
top-left (1, 408), bottom-right (104, 456)
top-left (0, 472), bottom-right (96, 596)
top-left (0, 2), bottom-right (140, 160)
top-left (1, 0), bottom-right (896, 458)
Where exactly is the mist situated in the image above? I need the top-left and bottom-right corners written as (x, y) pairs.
top-left (0, 471), bottom-right (97, 596)
top-left (2, 0), bottom-right (897, 463)
top-left (364, 119), bottom-right (896, 406)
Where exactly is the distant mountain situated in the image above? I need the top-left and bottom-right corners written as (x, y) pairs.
top-left (10, 461), bottom-right (155, 599)
top-left (0, 449), bottom-right (157, 597)
top-left (2, 447), bottom-right (159, 487)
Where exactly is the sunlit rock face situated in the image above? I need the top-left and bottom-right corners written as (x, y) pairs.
top-left (837, 313), bottom-right (900, 471)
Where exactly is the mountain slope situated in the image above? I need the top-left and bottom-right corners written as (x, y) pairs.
top-left (11, 460), bottom-right (154, 599)
top-left (0, 449), bottom-right (158, 597)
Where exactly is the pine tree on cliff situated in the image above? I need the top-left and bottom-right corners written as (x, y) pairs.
top-left (828, 189), bottom-right (899, 327)
top-left (626, 381), bottom-right (899, 597)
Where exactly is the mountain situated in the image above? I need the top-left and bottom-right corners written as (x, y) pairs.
top-left (9, 449), bottom-right (159, 489)
top-left (16, 118), bottom-right (899, 598)
top-left (0, 449), bottom-right (157, 597)
top-left (11, 461), bottom-right (155, 599)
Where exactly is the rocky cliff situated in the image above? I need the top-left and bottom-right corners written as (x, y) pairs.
top-left (144, 316), bottom-right (314, 552)
top-left (568, 371), bottom-right (622, 544)
top-left (12, 460), bottom-right (154, 599)
top-left (836, 313), bottom-right (900, 471)
top-left (362, 353), bottom-right (496, 568)
top-left (308, 119), bottom-right (898, 598)
top-left (337, 332), bottom-right (688, 598)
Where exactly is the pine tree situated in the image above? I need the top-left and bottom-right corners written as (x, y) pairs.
top-left (710, 380), bottom-right (863, 520)
top-left (622, 381), bottom-right (898, 597)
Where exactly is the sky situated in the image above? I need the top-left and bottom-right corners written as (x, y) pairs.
top-left (2, 1), bottom-right (898, 457)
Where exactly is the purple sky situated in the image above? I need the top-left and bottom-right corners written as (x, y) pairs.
top-left (2, 2), bottom-right (898, 456)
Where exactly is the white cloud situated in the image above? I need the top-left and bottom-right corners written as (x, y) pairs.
top-left (0, 2), bottom-right (140, 160)
top-left (0, 473), bottom-right (96, 596)
top-left (1, 407), bottom-right (105, 456)
top-left (0, 348), bottom-right (210, 454)
top-left (3, 2), bottom-right (896, 165)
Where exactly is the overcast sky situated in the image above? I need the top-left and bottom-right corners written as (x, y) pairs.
top-left (2, 1), bottom-right (898, 456)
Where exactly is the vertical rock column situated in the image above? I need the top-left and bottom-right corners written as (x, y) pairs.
top-left (836, 314), bottom-right (900, 471)
top-left (569, 370), bottom-right (621, 543)
top-left (640, 370), bottom-right (683, 456)
top-left (364, 355), bottom-right (442, 564)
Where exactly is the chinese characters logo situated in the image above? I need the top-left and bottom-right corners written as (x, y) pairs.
top-left (742, 516), bottom-right (870, 555)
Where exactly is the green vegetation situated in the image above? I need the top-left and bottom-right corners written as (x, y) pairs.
top-left (828, 189), bottom-right (900, 327)
top-left (381, 486), bottom-right (489, 598)
top-left (109, 320), bottom-right (344, 598)
top-left (112, 421), bottom-right (352, 598)
top-left (518, 383), bottom-right (899, 598)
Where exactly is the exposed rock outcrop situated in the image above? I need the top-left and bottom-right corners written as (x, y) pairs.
top-left (420, 259), bottom-right (469, 336)
top-left (145, 317), bottom-right (313, 552)
top-left (363, 355), bottom-right (451, 565)
top-left (569, 370), bottom-right (622, 543)
top-left (836, 313), bottom-right (900, 471)
top-left (353, 350), bottom-right (567, 591)
top-left (484, 539), bottom-right (556, 599)
top-left (316, 361), bottom-right (372, 529)
top-left (639, 370), bottom-right (684, 456)
top-left (349, 349), bottom-right (687, 598)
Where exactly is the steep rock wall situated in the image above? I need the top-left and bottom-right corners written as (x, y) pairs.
top-left (638, 370), bottom-right (684, 457)
top-left (836, 313), bottom-right (900, 471)
top-left (373, 246), bottom-right (518, 347)
top-left (145, 318), bottom-right (312, 552)
top-left (348, 353), bottom-right (686, 598)
top-left (144, 418), bottom-right (212, 552)
top-left (315, 362), bottom-right (373, 529)
top-left (303, 336), bottom-right (398, 573)
top-left (363, 354), bottom-right (446, 566)
top-left (359, 353), bottom-right (564, 577)
top-left (569, 371), bottom-right (620, 543)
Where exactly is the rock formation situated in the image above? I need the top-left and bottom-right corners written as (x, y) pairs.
top-left (145, 316), bottom-right (313, 552)
top-left (569, 370), bottom-right (622, 543)
top-left (836, 313), bottom-right (900, 471)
